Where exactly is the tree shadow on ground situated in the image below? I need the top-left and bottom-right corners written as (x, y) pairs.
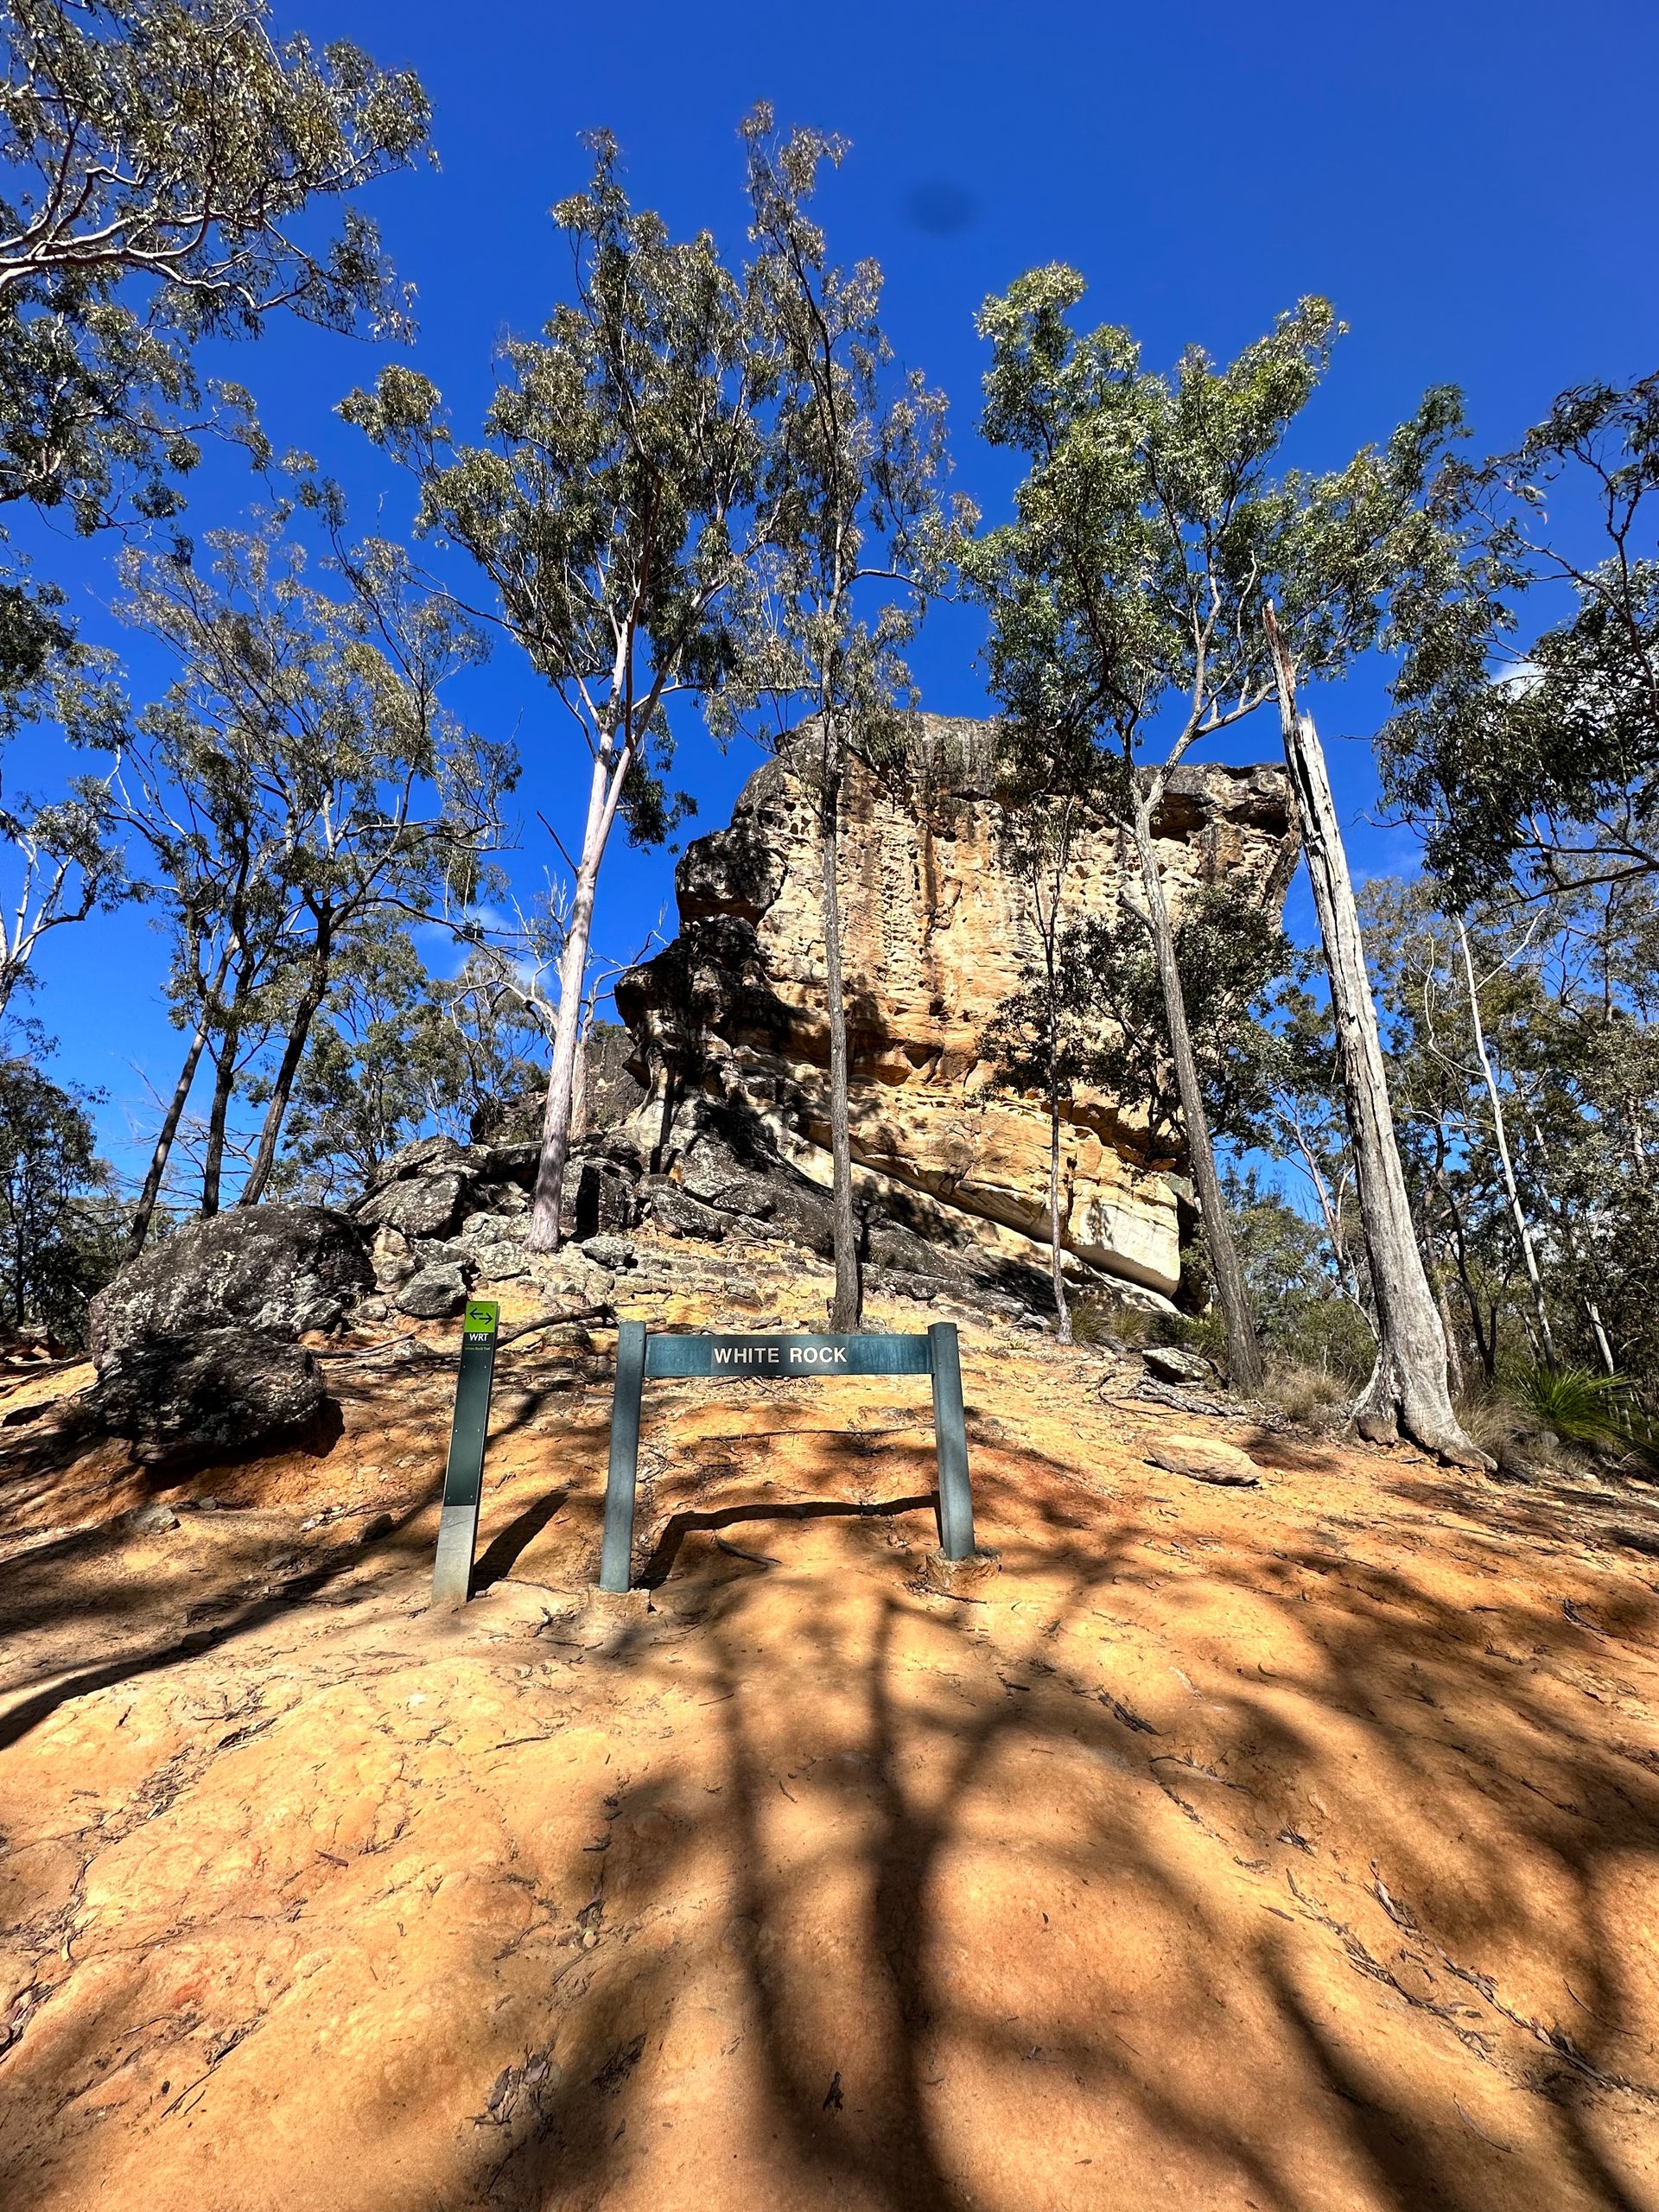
top-left (5, 1391), bottom-right (1659, 2212)
top-left (470, 1440), bottom-right (1659, 2212)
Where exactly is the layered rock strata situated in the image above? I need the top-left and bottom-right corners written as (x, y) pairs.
top-left (616, 719), bottom-right (1295, 1300)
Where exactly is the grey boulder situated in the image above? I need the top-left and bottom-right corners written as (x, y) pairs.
top-left (84, 1328), bottom-right (327, 1468)
top-left (89, 1206), bottom-right (372, 1357)
top-left (1141, 1344), bottom-right (1215, 1385)
top-left (396, 1263), bottom-right (470, 1319)
top-left (356, 1170), bottom-right (471, 1242)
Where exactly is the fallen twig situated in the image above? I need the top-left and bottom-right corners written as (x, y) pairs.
top-left (715, 1534), bottom-right (781, 1568)
top-left (1453, 2099), bottom-right (1513, 2152)
top-left (317, 1306), bottom-right (613, 1368)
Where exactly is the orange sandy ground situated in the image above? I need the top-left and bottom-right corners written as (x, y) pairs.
top-left (2, 1248), bottom-right (1658, 2212)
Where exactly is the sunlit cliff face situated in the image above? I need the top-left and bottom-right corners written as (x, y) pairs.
top-left (618, 717), bottom-right (1294, 1300)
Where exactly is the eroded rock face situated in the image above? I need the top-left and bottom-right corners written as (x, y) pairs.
top-left (617, 718), bottom-right (1294, 1300)
top-left (89, 1206), bottom-right (373, 1357)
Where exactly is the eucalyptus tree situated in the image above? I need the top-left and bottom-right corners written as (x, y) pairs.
top-left (0, 0), bottom-right (433, 1014)
top-left (115, 505), bottom-right (505, 1235)
top-left (1071, 887), bottom-right (1294, 1166)
top-left (1383, 371), bottom-right (1659, 905)
top-left (1366, 874), bottom-right (1659, 1389)
top-left (966, 273), bottom-right (1458, 1398)
top-left (346, 134), bottom-right (769, 1252)
top-left (0, 557), bottom-right (133, 1028)
top-left (111, 713), bottom-right (285, 1249)
top-left (1257, 984), bottom-right (1371, 1341)
top-left (1266, 609), bottom-right (1485, 1460)
top-left (275, 925), bottom-right (563, 1201)
top-left (0, 0), bottom-right (429, 533)
top-left (986, 872), bottom-right (1291, 1342)
top-left (710, 106), bottom-right (965, 1331)
top-left (0, 1050), bottom-right (118, 1340)
top-left (0, 682), bottom-right (130, 1024)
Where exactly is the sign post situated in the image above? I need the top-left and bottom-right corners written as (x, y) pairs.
top-left (430, 1300), bottom-right (501, 1606)
top-left (598, 1324), bottom-right (976, 1593)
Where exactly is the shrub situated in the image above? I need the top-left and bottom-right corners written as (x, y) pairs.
top-left (1508, 1363), bottom-right (1657, 1465)
top-left (1262, 1360), bottom-right (1352, 1433)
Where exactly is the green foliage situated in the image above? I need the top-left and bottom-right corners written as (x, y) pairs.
top-left (708, 107), bottom-right (968, 780)
top-left (108, 493), bottom-right (511, 1212)
top-left (1223, 1170), bottom-right (1376, 1382)
top-left (964, 277), bottom-right (1459, 1389)
top-left (0, 0), bottom-right (431, 534)
top-left (344, 128), bottom-right (765, 851)
top-left (275, 930), bottom-right (552, 1203)
top-left (1506, 1363), bottom-right (1655, 1457)
top-left (1384, 372), bottom-right (1659, 902)
top-left (0, 1047), bottom-right (121, 1341)
top-left (1361, 874), bottom-right (1659, 1387)
top-left (982, 880), bottom-right (1293, 1158)
top-left (964, 271), bottom-right (1461, 790)
top-left (1072, 888), bottom-right (1295, 1157)
top-left (0, 2), bottom-right (434, 1015)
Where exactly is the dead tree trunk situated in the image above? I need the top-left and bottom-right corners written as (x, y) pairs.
top-left (1128, 793), bottom-right (1264, 1394)
top-left (1265, 605), bottom-right (1485, 1464)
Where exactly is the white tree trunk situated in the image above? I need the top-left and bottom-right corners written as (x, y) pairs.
top-left (1454, 918), bottom-right (1558, 1366)
top-left (1266, 607), bottom-right (1485, 1464)
top-left (528, 744), bottom-right (616, 1255)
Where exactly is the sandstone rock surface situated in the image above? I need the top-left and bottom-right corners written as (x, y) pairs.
top-left (3, 1229), bottom-right (1656, 2212)
top-left (1143, 1431), bottom-right (1263, 1485)
top-left (618, 718), bottom-right (1294, 1301)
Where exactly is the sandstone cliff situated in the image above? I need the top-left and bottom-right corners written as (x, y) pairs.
top-left (617, 717), bottom-right (1295, 1300)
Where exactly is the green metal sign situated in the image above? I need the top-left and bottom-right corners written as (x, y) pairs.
top-left (429, 1300), bottom-right (500, 1605)
top-left (600, 1321), bottom-right (976, 1593)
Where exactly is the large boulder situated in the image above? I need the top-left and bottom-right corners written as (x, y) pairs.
top-left (89, 1206), bottom-right (373, 1357)
top-left (83, 1328), bottom-right (327, 1468)
top-left (396, 1263), bottom-right (470, 1319)
top-left (356, 1170), bottom-right (472, 1241)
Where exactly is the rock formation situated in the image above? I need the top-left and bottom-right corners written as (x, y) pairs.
top-left (616, 718), bottom-right (1295, 1302)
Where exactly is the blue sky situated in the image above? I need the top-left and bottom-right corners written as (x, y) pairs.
top-left (10, 0), bottom-right (1659, 1175)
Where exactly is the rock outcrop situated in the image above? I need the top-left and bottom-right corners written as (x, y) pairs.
top-left (81, 1208), bottom-right (368, 1466)
top-left (346, 1133), bottom-right (620, 1324)
top-left (616, 718), bottom-right (1294, 1301)
top-left (286, 722), bottom-right (1292, 1327)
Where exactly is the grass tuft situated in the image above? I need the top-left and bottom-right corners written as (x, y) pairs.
top-left (1262, 1361), bottom-right (1352, 1433)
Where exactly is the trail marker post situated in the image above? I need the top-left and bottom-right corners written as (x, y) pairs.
top-left (430, 1300), bottom-right (501, 1606)
top-left (600, 1324), bottom-right (976, 1593)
